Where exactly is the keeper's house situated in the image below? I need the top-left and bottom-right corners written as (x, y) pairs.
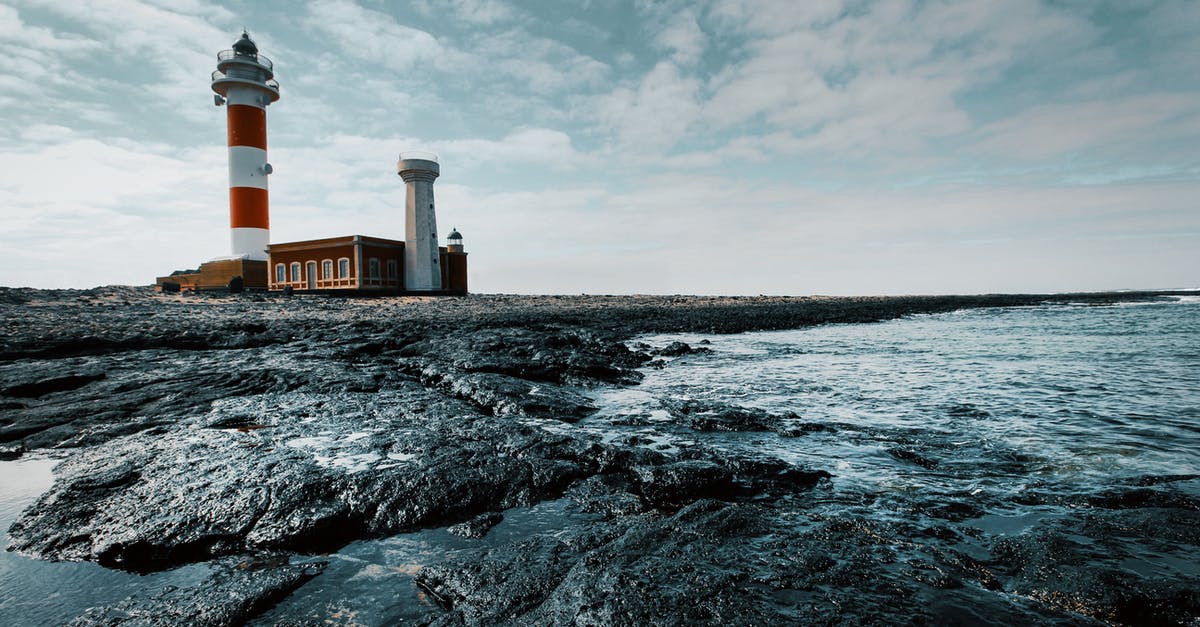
top-left (266, 232), bottom-right (467, 294)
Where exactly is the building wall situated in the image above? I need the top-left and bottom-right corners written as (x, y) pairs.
top-left (267, 238), bottom-right (405, 291)
top-left (269, 243), bottom-right (357, 290)
top-left (359, 242), bottom-right (405, 289)
top-left (446, 252), bottom-right (468, 294)
top-left (156, 259), bottom-right (267, 291)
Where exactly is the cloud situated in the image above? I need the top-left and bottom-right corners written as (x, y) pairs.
top-left (453, 173), bottom-right (1200, 295)
top-left (655, 9), bottom-right (705, 66)
top-left (971, 93), bottom-right (1200, 162)
top-left (9, 0), bottom-right (243, 127)
top-left (598, 61), bottom-right (702, 150)
top-left (415, 0), bottom-right (517, 25)
top-left (0, 126), bottom-right (229, 287)
top-left (303, 0), bottom-right (458, 73)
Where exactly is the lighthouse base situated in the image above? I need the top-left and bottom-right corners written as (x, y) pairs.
top-left (155, 258), bottom-right (268, 292)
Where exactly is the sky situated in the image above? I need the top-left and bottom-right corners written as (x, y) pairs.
top-left (0, 0), bottom-right (1197, 295)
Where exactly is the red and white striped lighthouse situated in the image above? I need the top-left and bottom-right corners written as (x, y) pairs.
top-left (211, 31), bottom-right (280, 260)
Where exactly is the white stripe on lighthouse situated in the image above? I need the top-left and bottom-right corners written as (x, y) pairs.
top-left (231, 228), bottom-right (269, 260)
top-left (228, 146), bottom-right (269, 189)
top-left (224, 87), bottom-right (267, 109)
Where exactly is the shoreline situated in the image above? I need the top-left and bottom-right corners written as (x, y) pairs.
top-left (1, 287), bottom-right (1197, 624)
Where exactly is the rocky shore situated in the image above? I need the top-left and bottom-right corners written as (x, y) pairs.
top-left (1, 287), bottom-right (1197, 625)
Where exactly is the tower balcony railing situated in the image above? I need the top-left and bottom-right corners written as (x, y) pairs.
top-left (398, 151), bottom-right (438, 162)
top-left (216, 49), bottom-right (273, 71)
top-left (212, 70), bottom-right (281, 92)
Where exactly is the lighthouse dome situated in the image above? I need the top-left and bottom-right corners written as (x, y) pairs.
top-left (232, 32), bottom-right (258, 55)
top-left (448, 229), bottom-right (462, 240)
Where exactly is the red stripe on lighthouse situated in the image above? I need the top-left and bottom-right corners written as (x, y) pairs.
top-left (227, 105), bottom-right (267, 149)
top-left (230, 187), bottom-right (269, 229)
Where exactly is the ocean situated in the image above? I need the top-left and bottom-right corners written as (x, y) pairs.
top-left (2, 296), bottom-right (1197, 623)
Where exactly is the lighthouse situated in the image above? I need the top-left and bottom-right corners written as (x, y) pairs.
top-left (211, 31), bottom-right (280, 260)
top-left (157, 33), bottom-right (470, 295)
top-left (397, 152), bottom-right (443, 290)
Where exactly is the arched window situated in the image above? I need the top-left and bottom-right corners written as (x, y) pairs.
top-left (290, 262), bottom-right (301, 282)
top-left (368, 258), bottom-right (380, 280)
top-left (274, 264), bottom-right (285, 284)
top-left (338, 258), bottom-right (350, 279)
top-left (387, 259), bottom-right (398, 280)
top-left (322, 259), bottom-right (333, 280)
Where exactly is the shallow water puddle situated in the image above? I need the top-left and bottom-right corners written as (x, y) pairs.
top-left (0, 457), bottom-right (212, 625)
top-left (253, 498), bottom-right (601, 625)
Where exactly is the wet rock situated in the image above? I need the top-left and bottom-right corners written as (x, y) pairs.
top-left (663, 399), bottom-right (788, 432)
top-left (631, 460), bottom-right (737, 507)
top-left (989, 520), bottom-right (1200, 625)
top-left (416, 534), bottom-right (585, 623)
top-left (414, 360), bottom-right (597, 420)
top-left (6, 391), bottom-right (611, 572)
top-left (1, 372), bottom-right (106, 398)
top-left (1, 288), bottom-right (1190, 623)
top-left (716, 455), bottom-right (833, 496)
top-left (448, 512), bottom-right (504, 539)
top-left (416, 500), bottom-right (952, 625)
top-left (564, 475), bottom-right (648, 518)
top-left (69, 554), bottom-right (325, 626)
top-left (657, 341), bottom-right (693, 356)
top-left (0, 443), bottom-right (24, 460)
top-left (1086, 486), bottom-right (1200, 511)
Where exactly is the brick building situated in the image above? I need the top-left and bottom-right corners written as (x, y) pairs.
top-left (266, 234), bottom-right (467, 294)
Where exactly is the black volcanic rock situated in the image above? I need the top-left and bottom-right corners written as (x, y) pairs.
top-left (631, 460), bottom-right (737, 507)
top-left (447, 512), bottom-right (504, 539)
top-left (6, 389), bottom-right (611, 571)
top-left (1, 372), bottom-right (106, 398)
top-left (662, 398), bottom-right (803, 433)
top-left (2, 287), bottom-right (1193, 624)
top-left (68, 554), bottom-right (324, 626)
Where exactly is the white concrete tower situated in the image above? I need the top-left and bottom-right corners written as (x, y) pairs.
top-left (211, 31), bottom-right (280, 260)
top-left (397, 152), bottom-right (442, 290)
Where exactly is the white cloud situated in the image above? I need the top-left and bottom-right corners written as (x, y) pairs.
top-left (696, 0), bottom-right (1106, 161)
top-left (599, 61), bottom-right (702, 150)
top-left (972, 93), bottom-right (1200, 161)
top-left (303, 0), bottom-right (459, 73)
top-left (435, 0), bottom-right (517, 25)
top-left (656, 9), bottom-right (705, 66)
top-left (452, 174), bottom-right (1200, 295)
top-left (1, 0), bottom-right (1196, 293)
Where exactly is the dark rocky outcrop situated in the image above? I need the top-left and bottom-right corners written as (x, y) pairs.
top-left (2, 287), bottom-right (1193, 624)
top-left (68, 554), bottom-right (325, 626)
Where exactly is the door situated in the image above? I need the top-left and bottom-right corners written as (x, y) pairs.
top-left (306, 261), bottom-right (317, 290)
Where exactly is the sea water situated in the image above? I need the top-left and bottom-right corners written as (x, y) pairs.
top-left (1, 297), bottom-right (1197, 623)
top-left (586, 297), bottom-right (1200, 506)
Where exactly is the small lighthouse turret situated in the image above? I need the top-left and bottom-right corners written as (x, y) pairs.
top-left (211, 31), bottom-right (280, 260)
top-left (447, 228), bottom-right (464, 253)
top-left (397, 152), bottom-right (442, 290)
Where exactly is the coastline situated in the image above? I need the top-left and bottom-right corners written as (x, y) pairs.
top-left (1, 287), bottom-right (1196, 624)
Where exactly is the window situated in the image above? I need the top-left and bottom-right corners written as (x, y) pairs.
top-left (274, 264), bottom-right (285, 284)
top-left (322, 259), bottom-right (333, 280)
top-left (368, 258), bottom-right (380, 279)
top-left (387, 259), bottom-right (398, 280)
top-left (338, 258), bottom-right (350, 278)
top-left (290, 262), bottom-right (300, 282)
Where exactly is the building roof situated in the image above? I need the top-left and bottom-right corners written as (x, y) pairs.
top-left (267, 234), bottom-right (405, 253)
top-left (232, 31), bottom-right (258, 55)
